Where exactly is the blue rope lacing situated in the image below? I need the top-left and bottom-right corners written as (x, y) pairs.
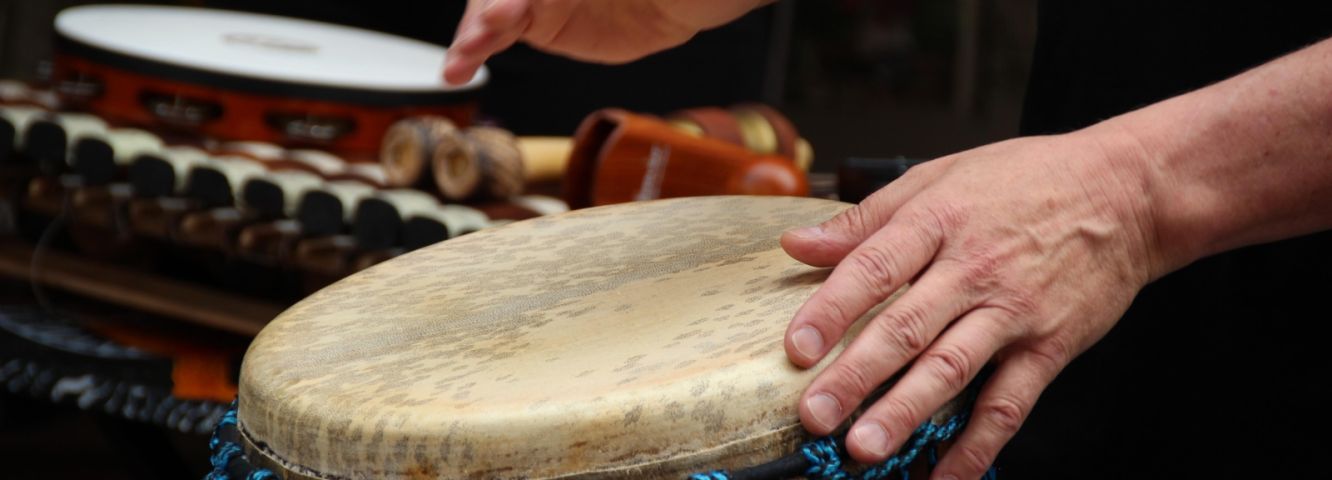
top-left (690, 412), bottom-right (998, 480)
top-left (689, 472), bottom-right (732, 480)
top-left (204, 400), bottom-right (277, 480)
top-left (209, 401), bottom-right (993, 480)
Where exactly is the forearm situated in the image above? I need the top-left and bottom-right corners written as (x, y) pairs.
top-left (1096, 37), bottom-right (1332, 277)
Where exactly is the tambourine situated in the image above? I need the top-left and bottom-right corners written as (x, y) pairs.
top-left (51, 5), bottom-right (487, 155)
top-left (212, 196), bottom-right (979, 479)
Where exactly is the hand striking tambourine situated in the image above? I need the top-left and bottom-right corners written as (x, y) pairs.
top-left (51, 5), bottom-right (487, 155)
top-left (212, 196), bottom-right (980, 479)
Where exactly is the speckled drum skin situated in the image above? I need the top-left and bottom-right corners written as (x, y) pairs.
top-left (238, 196), bottom-right (892, 479)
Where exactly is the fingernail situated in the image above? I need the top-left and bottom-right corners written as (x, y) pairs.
top-left (786, 225), bottom-right (824, 240)
top-left (791, 327), bottom-right (824, 359)
top-left (805, 393), bottom-right (842, 430)
top-left (851, 422), bottom-right (890, 458)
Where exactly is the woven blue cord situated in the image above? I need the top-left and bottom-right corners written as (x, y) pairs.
top-left (689, 471), bottom-right (731, 480)
top-left (204, 400), bottom-right (277, 480)
top-left (209, 402), bottom-right (238, 451)
top-left (209, 444), bottom-right (243, 472)
top-left (692, 411), bottom-right (996, 479)
top-left (247, 470), bottom-right (279, 480)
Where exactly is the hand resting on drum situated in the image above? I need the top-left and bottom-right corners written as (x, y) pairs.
top-left (441, 3), bottom-right (1332, 477)
top-left (781, 37), bottom-right (1332, 479)
top-left (443, 0), bottom-right (774, 85)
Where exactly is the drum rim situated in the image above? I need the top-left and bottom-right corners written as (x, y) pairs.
top-left (235, 411), bottom-right (809, 479)
top-left (54, 5), bottom-right (487, 107)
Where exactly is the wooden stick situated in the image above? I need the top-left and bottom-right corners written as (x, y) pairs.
top-left (516, 136), bottom-right (571, 184)
top-left (0, 239), bottom-right (279, 335)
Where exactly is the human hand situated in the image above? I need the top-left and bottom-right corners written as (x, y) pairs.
top-left (442, 0), bottom-right (772, 84)
top-left (781, 128), bottom-right (1164, 479)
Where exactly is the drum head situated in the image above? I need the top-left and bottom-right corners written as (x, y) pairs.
top-left (240, 196), bottom-right (872, 479)
top-left (55, 5), bottom-right (487, 93)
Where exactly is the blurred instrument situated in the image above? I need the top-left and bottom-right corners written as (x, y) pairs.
top-left (564, 109), bottom-right (808, 208)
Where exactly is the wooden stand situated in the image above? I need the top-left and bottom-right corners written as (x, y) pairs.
top-left (0, 239), bottom-right (277, 335)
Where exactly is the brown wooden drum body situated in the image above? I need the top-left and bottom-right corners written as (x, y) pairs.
top-left (238, 196), bottom-right (874, 479)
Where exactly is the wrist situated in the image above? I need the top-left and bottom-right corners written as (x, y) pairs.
top-left (1072, 117), bottom-right (1180, 281)
top-left (1089, 91), bottom-right (1249, 280)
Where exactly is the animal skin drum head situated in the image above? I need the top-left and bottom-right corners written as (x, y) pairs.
top-left (55, 5), bottom-right (488, 91)
top-left (239, 196), bottom-right (889, 479)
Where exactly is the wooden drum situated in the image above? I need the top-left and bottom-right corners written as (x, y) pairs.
top-left (219, 196), bottom-right (975, 479)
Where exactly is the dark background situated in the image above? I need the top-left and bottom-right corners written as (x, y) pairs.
top-left (4, 1), bottom-right (1332, 479)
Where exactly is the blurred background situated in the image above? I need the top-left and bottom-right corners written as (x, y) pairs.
top-left (2, 0), bottom-right (1037, 169)
top-left (0, 0), bottom-right (1036, 477)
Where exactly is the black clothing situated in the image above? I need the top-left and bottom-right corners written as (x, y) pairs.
top-left (1007, 2), bottom-right (1332, 478)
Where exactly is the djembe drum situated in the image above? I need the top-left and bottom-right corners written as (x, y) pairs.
top-left (211, 196), bottom-right (978, 479)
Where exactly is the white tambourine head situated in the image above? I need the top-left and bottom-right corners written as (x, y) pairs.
top-left (55, 5), bottom-right (488, 92)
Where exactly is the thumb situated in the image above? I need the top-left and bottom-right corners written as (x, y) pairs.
top-left (782, 163), bottom-right (942, 266)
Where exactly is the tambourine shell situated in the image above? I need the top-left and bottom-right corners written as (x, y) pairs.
top-left (52, 5), bottom-right (488, 154)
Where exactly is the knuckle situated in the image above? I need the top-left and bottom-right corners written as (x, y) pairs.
top-left (977, 395), bottom-right (1027, 435)
top-left (478, 7), bottom-right (507, 25)
top-left (812, 295), bottom-right (855, 329)
top-left (954, 251), bottom-right (1001, 288)
top-left (1027, 337), bottom-right (1073, 376)
top-left (901, 161), bottom-right (930, 179)
top-left (827, 360), bottom-right (879, 399)
top-left (845, 246), bottom-right (901, 295)
top-left (921, 202), bottom-right (967, 233)
top-left (825, 206), bottom-right (870, 237)
top-left (951, 443), bottom-right (997, 474)
top-left (873, 302), bottom-right (932, 353)
top-left (920, 345), bottom-right (975, 392)
top-left (877, 397), bottom-right (924, 434)
top-left (990, 286), bottom-right (1039, 319)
